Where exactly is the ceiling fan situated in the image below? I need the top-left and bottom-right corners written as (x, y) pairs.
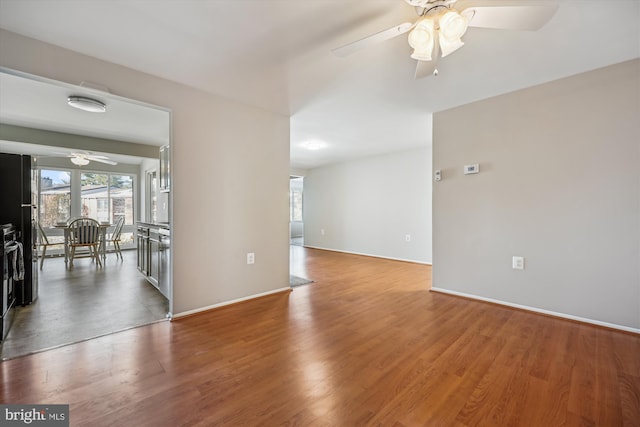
top-left (332, 0), bottom-right (559, 79)
top-left (63, 152), bottom-right (118, 166)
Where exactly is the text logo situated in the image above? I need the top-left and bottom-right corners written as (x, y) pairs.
top-left (1, 405), bottom-right (69, 426)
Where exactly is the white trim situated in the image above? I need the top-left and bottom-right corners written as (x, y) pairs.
top-left (430, 287), bottom-right (640, 335)
top-left (303, 245), bottom-right (432, 265)
top-left (173, 287), bottom-right (291, 319)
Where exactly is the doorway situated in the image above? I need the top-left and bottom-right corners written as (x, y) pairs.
top-left (0, 68), bottom-right (173, 360)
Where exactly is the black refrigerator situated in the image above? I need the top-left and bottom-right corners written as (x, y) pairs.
top-left (0, 152), bottom-right (38, 306)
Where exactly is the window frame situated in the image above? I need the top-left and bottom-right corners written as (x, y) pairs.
top-left (38, 167), bottom-right (72, 227)
top-left (37, 167), bottom-right (138, 250)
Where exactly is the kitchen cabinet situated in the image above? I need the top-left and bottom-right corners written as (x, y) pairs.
top-left (159, 144), bottom-right (170, 192)
top-left (137, 222), bottom-right (169, 299)
top-left (136, 225), bottom-right (149, 275)
top-left (148, 228), bottom-right (160, 287)
top-left (158, 228), bottom-right (170, 299)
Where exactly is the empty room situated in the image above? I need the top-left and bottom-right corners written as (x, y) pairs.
top-left (0, 1), bottom-right (638, 426)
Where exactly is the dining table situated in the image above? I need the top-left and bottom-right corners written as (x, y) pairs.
top-left (54, 220), bottom-right (111, 265)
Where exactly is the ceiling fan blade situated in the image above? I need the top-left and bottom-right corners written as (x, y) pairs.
top-left (85, 154), bottom-right (109, 160)
top-left (332, 22), bottom-right (414, 57)
top-left (414, 35), bottom-right (439, 80)
top-left (89, 157), bottom-right (118, 166)
top-left (463, 4), bottom-right (559, 31)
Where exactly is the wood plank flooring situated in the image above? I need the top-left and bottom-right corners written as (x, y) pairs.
top-left (1, 246), bottom-right (639, 426)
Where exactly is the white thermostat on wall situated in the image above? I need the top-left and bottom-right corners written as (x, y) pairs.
top-left (464, 164), bottom-right (480, 175)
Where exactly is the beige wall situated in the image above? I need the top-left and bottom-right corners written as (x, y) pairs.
top-left (304, 147), bottom-right (432, 264)
top-left (0, 30), bottom-right (291, 315)
top-left (433, 59), bottom-right (640, 330)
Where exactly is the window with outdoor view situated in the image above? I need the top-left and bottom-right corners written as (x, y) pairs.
top-left (37, 169), bottom-right (137, 250)
top-left (39, 169), bottom-right (71, 227)
top-left (80, 173), bottom-right (134, 224)
top-left (290, 178), bottom-right (303, 222)
top-left (291, 189), bottom-right (302, 221)
top-left (110, 174), bottom-right (134, 224)
top-left (81, 173), bottom-right (110, 222)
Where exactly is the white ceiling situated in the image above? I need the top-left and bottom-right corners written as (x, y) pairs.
top-left (0, 71), bottom-right (170, 146)
top-left (0, 0), bottom-right (638, 169)
top-left (0, 69), bottom-right (171, 165)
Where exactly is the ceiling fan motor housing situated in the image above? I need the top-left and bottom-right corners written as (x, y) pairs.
top-left (404, 0), bottom-right (456, 8)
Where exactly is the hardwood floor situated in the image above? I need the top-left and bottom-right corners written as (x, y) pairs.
top-left (1, 246), bottom-right (639, 426)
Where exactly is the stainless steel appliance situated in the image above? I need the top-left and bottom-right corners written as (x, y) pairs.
top-left (1, 224), bottom-right (18, 340)
top-left (0, 153), bottom-right (38, 312)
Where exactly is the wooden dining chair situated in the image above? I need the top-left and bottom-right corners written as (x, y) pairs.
top-left (36, 222), bottom-right (57, 270)
top-left (67, 217), bottom-right (102, 268)
top-left (105, 216), bottom-right (125, 260)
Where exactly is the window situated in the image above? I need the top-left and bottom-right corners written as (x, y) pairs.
top-left (38, 169), bottom-right (136, 248)
top-left (81, 173), bottom-right (109, 221)
top-left (291, 190), bottom-right (302, 221)
top-left (80, 173), bottom-right (134, 224)
top-left (110, 174), bottom-right (134, 225)
top-left (39, 169), bottom-right (71, 227)
top-left (290, 178), bottom-right (303, 222)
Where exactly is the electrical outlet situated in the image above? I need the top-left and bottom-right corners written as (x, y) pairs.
top-left (321, 229), bottom-right (325, 235)
top-left (247, 253), bottom-right (255, 265)
top-left (405, 234), bottom-right (411, 242)
top-left (512, 256), bottom-right (524, 270)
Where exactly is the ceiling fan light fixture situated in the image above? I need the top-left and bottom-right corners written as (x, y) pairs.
top-left (438, 10), bottom-right (468, 57)
top-left (439, 35), bottom-right (465, 57)
top-left (440, 10), bottom-right (468, 40)
top-left (408, 18), bottom-right (434, 61)
top-left (67, 95), bottom-right (107, 113)
top-left (70, 156), bottom-right (90, 166)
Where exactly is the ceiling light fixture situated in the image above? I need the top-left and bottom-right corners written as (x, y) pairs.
top-left (67, 95), bottom-right (107, 113)
top-left (70, 156), bottom-right (90, 166)
top-left (301, 140), bottom-right (327, 151)
top-left (333, 0), bottom-right (559, 80)
top-left (438, 10), bottom-right (469, 57)
top-left (408, 18), bottom-right (435, 61)
top-left (408, 9), bottom-right (469, 62)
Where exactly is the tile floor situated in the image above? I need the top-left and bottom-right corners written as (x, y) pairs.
top-left (1, 249), bottom-right (169, 360)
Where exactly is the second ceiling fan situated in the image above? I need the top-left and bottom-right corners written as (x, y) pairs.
top-left (64, 152), bottom-right (118, 166)
top-left (332, 0), bottom-right (559, 79)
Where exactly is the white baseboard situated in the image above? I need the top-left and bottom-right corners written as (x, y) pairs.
top-left (430, 287), bottom-right (640, 334)
top-left (173, 287), bottom-right (291, 319)
top-left (303, 245), bottom-right (432, 265)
